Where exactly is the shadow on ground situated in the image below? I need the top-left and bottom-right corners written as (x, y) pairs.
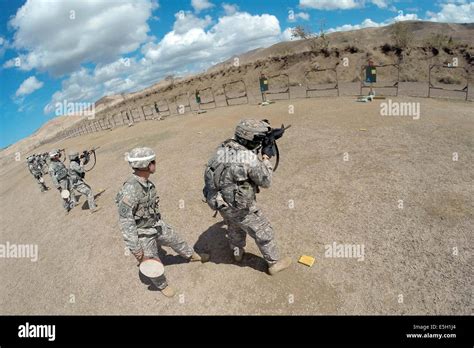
top-left (194, 221), bottom-right (268, 273)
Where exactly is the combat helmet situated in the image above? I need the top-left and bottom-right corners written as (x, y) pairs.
top-left (127, 147), bottom-right (156, 169)
top-left (234, 119), bottom-right (270, 149)
top-left (68, 151), bottom-right (80, 161)
top-left (49, 149), bottom-right (61, 159)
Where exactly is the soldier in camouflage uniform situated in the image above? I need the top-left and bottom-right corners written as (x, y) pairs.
top-left (203, 119), bottom-right (291, 275)
top-left (27, 155), bottom-right (48, 192)
top-left (37, 153), bottom-right (49, 174)
top-left (68, 151), bottom-right (99, 214)
top-left (116, 147), bottom-right (209, 297)
top-left (48, 149), bottom-right (76, 214)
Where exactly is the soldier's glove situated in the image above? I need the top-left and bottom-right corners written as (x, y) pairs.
top-left (131, 249), bottom-right (144, 263)
top-left (261, 140), bottom-right (275, 159)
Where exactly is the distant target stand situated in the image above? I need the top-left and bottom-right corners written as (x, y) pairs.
top-left (304, 66), bottom-right (340, 97)
top-left (195, 87), bottom-right (216, 113)
top-left (223, 79), bottom-right (249, 106)
top-left (174, 93), bottom-right (192, 115)
top-left (259, 73), bottom-right (290, 102)
top-left (428, 64), bottom-right (470, 101)
top-left (360, 59), bottom-right (400, 96)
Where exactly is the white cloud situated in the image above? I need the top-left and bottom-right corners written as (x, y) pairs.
top-left (5, 0), bottom-right (156, 76)
top-left (327, 18), bottom-right (382, 33)
top-left (371, 0), bottom-right (390, 9)
top-left (173, 11), bottom-right (213, 34)
top-left (300, 0), bottom-right (393, 10)
top-left (281, 27), bottom-right (297, 41)
top-left (222, 3), bottom-right (239, 15)
top-left (191, 0), bottom-right (214, 13)
top-left (427, 2), bottom-right (474, 23)
top-left (15, 76), bottom-right (43, 97)
top-left (327, 12), bottom-right (419, 33)
top-left (325, 1), bottom-right (473, 33)
top-left (289, 12), bottom-right (310, 22)
top-left (45, 11), bottom-right (283, 114)
top-left (300, 0), bottom-right (360, 10)
top-left (392, 12), bottom-right (419, 21)
top-left (143, 12), bottom-right (281, 68)
top-left (0, 36), bottom-right (8, 57)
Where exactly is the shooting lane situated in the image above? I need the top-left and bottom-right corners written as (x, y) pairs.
top-left (154, 99), bottom-right (171, 118)
top-left (304, 66), bottom-right (340, 97)
top-left (194, 87), bottom-right (217, 111)
top-left (360, 60), bottom-right (400, 96)
top-left (428, 64), bottom-right (470, 101)
top-left (174, 92), bottom-right (192, 115)
top-left (260, 73), bottom-right (290, 101)
top-left (223, 79), bottom-right (249, 106)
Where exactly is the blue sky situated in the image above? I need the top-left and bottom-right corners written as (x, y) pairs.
top-left (0, 0), bottom-right (472, 148)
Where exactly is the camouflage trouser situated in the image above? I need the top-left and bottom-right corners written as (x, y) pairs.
top-left (219, 207), bottom-right (280, 265)
top-left (58, 179), bottom-right (75, 211)
top-left (33, 174), bottom-right (47, 191)
top-left (72, 181), bottom-right (96, 210)
top-left (138, 220), bottom-right (194, 290)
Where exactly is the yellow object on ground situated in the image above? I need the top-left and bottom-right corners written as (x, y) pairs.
top-left (298, 255), bottom-right (315, 267)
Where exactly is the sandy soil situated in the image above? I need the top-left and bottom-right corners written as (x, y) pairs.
top-left (0, 96), bottom-right (472, 315)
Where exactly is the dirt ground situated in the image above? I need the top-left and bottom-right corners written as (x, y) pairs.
top-left (0, 96), bottom-right (472, 315)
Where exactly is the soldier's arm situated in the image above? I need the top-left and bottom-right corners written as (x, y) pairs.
top-left (48, 167), bottom-right (59, 187)
top-left (247, 156), bottom-right (273, 188)
top-left (71, 161), bottom-right (85, 177)
top-left (117, 187), bottom-right (141, 254)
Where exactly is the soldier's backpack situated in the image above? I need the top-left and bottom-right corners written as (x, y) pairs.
top-left (202, 140), bottom-right (233, 211)
top-left (203, 157), bottom-right (226, 211)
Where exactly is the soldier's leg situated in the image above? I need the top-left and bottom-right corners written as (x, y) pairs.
top-left (75, 182), bottom-right (96, 209)
top-left (139, 235), bottom-right (168, 290)
top-left (226, 219), bottom-right (247, 257)
top-left (35, 175), bottom-right (47, 192)
top-left (58, 180), bottom-right (71, 210)
top-left (155, 220), bottom-right (194, 258)
top-left (240, 209), bottom-right (280, 265)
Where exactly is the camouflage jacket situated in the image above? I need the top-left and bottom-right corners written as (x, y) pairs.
top-left (210, 139), bottom-right (273, 210)
top-left (116, 174), bottom-right (160, 252)
top-left (28, 160), bottom-right (42, 177)
top-left (68, 160), bottom-right (85, 186)
top-left (48, 159), bottom-right (69, 187)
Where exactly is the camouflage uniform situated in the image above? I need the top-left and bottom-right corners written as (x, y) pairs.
top-left (69, 159), bottom-right (97, 210)
top-left (27, 157), bottom-right (48, 192)
top-left (207, 136), bottom-right (280, 265)
top-left (37, 154), bottom-right (48, 174)
top-left (116, 174), bottom-right (194, 290)
top-left (48, 157), bottom-right (75, 210)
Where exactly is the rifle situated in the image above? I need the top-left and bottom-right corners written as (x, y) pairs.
top-left (261, 120), bottom-right (291, 172)
top-left (80, 147), bottom-right (100, 171)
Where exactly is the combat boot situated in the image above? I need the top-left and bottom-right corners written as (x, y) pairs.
top-left (160, 285), bottom-right (176, 298)
top-left (190, 252), bottom-right (210, 263)
top-left (268, 256), bottom-right (292, 275)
